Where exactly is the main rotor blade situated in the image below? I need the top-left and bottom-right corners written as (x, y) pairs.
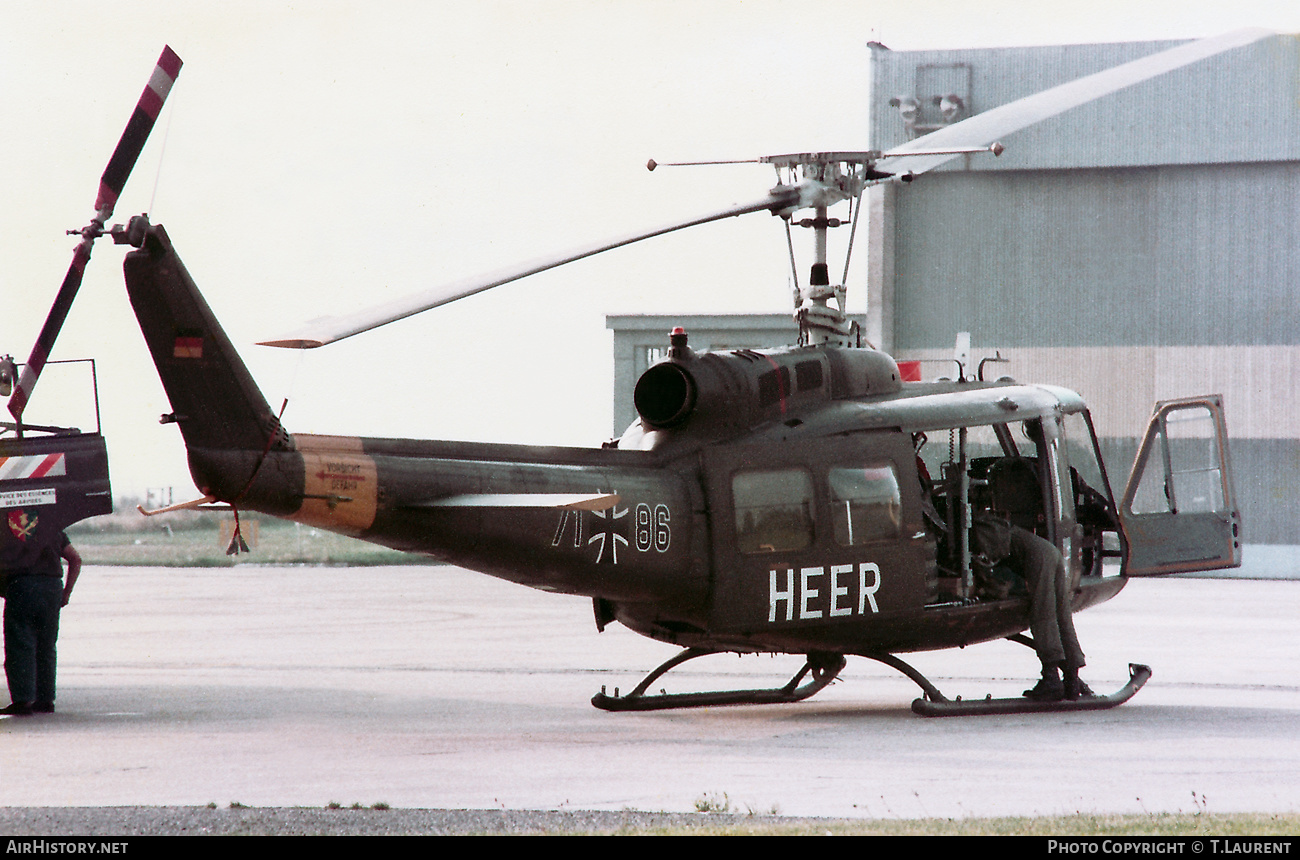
top-left (877, 27), bottom-right (1272, 179)
top-left (260, 189), bottom-right (801, 349)
top-left (96, 45), bottom-right (183, 220)
top-left (261, 29), bottom-right (1270, 351)
top-left (6, 239), bottom-right (94, 424)
top-left (8, 46), bottom-right (182, 424)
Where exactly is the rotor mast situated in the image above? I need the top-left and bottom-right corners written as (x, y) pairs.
top-left (764, 152), bottom-right (879, 349)
top-left (653, 148), bottom-right (1001, 350)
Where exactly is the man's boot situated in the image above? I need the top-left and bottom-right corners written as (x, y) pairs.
top-left (1063, 664), bottom-right (1095, 700)
top-left (1023, 662), bottom-right (1064, 701)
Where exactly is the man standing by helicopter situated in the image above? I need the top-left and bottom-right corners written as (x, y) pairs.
top-left (0, 510), bottom-right (81, 717)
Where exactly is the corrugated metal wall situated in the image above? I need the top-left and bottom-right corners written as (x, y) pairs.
top-left (892, 163), bottom-right (1300, 348)
top-left (869, 33), bottom-right (1300, 543)
top-left (869, 35), bottom-right (1300, 169)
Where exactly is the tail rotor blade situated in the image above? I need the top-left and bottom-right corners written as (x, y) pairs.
top-left (8, 46), bottom-right (182, 425)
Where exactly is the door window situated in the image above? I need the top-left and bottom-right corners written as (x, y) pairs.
top-left (1128, 403), bottom-right (1226, 515)
top-left (1120, 396), bottom-right (1240, 576)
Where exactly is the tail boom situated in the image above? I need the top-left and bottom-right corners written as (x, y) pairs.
top-left (121, 220), bottom-right (702, 607)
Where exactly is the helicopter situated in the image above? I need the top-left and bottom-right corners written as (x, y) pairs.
top-left (7, 32), bottom-right (1252, 717)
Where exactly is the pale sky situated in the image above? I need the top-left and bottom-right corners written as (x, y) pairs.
top-left (3, 1), bottom-right (1299, 498)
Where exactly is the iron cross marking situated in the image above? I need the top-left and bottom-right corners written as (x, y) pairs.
top-left (587, 502), bottom-right (629, 564)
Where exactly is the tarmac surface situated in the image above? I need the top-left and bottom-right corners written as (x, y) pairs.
top-left (1, 564), bottom-right (1298, 823)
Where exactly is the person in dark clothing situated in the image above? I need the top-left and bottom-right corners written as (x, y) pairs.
top-left (973, 511), bottom-right (1093, 701)
top-left (1, 511), bottom-right (81, 717)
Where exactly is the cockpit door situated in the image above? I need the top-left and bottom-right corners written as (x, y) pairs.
top-left (1119, 395), bottom-right (1241, 575)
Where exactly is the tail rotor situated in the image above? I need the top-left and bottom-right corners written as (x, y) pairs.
top-left (7, 46), bottom-right (182, 430)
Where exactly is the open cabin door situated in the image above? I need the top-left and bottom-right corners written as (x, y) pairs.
top-left (1119, 395), bottom-right (1240, 576)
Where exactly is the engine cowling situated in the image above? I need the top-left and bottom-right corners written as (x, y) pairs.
top-left (631, 329), bottom-right (903, 435)
top-left (633, 360), bottom-right (698, 428)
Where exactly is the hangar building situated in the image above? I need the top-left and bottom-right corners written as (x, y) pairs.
top-left (610, 31), bottom-right (1300, 548)
top-left (864, 31), bottom-right (1300, 547)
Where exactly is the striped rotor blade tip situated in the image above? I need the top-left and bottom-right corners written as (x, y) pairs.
top-left (95, 45), bottom-right (183, 216)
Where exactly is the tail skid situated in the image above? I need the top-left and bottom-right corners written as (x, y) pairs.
top-left (135, 495), bottom-right (221, 516)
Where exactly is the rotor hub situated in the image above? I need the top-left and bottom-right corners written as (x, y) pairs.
top-left (796, 281), bottom-right (857, 348)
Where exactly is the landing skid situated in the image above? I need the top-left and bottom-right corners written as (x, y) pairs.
top-left (592, 648), bottom-right (846, 712)
top-left (591, 645), bottom-right (1150, 716)
top-left (909, 662), bottom-right (1153, 718)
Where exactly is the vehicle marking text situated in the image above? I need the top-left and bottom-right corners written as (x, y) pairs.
top-left (554, 502), bottom-right (672, 564)
top-left (769, 563), bottom-right (881, 622)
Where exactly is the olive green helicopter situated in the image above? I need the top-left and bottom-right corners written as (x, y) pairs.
top-left (5, 33), bottom-right (1252, 716)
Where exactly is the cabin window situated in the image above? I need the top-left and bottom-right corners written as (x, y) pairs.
top-left (828, 464), bottom-right (901, 545)
top-left (734, 469), bottom-right (814, 553)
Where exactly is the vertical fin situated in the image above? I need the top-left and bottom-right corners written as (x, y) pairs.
top-left (122, 219), bottom-right (295, 507)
